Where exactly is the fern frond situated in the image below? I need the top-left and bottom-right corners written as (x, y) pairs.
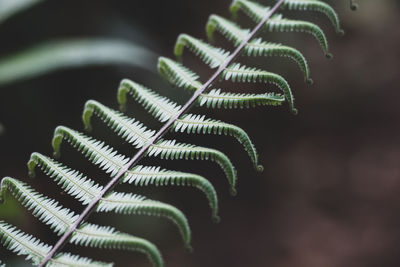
top-left (0, 221), bottom-right (112, 267)
top-left (229, 0), bottom-right (331, 58)
top-left (206, 15), bottom-right (312, 83)
top-left (98, 192), bottom-right (191, 248)
top-left (0, 176), bottom-right (164, 266)
top-left (157, 57), bottom-right (202, 91)
top-left (82, 102), bottom-right (237, 194)
top-left (223, 63), bottom-right (297, 114)
top-left (174, 34), bottom-right (230, 68)
top-left (282, 0), bottom-right (343, 35)
top-left (0, 177), bottom-right (77, 236)
top-left (28, 152), bottom-right (218, 221)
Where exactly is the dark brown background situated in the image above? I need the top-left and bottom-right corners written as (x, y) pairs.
top-left (0, 0), bottom-right (399, 266)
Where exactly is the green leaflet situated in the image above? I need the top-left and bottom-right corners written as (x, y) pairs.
top-left (0, 39), bottom-right (156, 86)
top-left (198, 88), bottom-right (284, 108)
top-left (116, 80), bottom-right (262, 170)
top-left (98, 192), bottom-right (191, 249)
top-left (151, 139), bottom-right (237, 195)
top-left (72, 224), bottom-right (163, 267)
top-left (206, 14), bottom-right (249, 44)
top-left (158, 57), bottom-right (202, 91)
top-left (206, 15), bottom-right (312, 84)
top-left (176, 114), bottom-right (262, 171)
top-left (0, 221), bottom-right (112, 267)
top-left (28, 152), bottom-right (103, 205)
top-left (0, 177), bottom-right (78, 236)
top-left (230, 0), bottom-right (332, 58)
top-left (223, 63), bottom-right (297, 114)
top-left (282, 0), bottom-right (344, 35)
top-left (122, 165), bottom-right (219, 222)
top-left (174, 34), bottom-right (230, 68)
top-left (83, 100), bottom-right (156, 148)
top-left (118, 79), bottom-right (182, 121)
top-left (82, 100), bottom-right (237, 195)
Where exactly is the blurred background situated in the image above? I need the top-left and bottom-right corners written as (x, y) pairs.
top-left (0, 0), bottom-right (399, 266)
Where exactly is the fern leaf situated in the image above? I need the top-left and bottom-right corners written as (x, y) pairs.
top-left (0, 39), bottom-right (156, 86)
top-left (82, 102), bottom-right (237, 194)
top-left (0, 221), bottom-right (50, 265)
top-left (48, 253), bottom-right (112, 267)
top-left (123, 165), bottom-right (219, 221)
top-left (0, 176), bottom-right (164, 266)
top-left (206, 15), bottom-right (312, 83)
top-left (176, 114), bottom-right (262, 171)
top-left (0, 177), bottom-right (77, 236)
top-left (116, 80), bottom-right (261, 170)
top-left (246, 38), bottom-right (312, 84)
top-left (52, 126), bottom-right (130, 176)
top-left (223, 63), bottom-right (297, 114)
top-left (98, 192), bottom-right (191, 248)
top-left (73, 224), bottom-right (163, 267)
top-left (158, 57), bottom-right (202, 91)
top-left (118, 79), bottom-right (182, 120)
top-left (150, 139), bottom-right (237, 195)
top-left (28, 152), bottom-right (103, 205)
top-left (174, 34), bottom-right (230, 68)
top-left (206, 14), bottom-right (249, 44)
top-left (230, 0), bottom-right (331, 58)
top-left (0, 221), bottom-right (112, 267)
top-left (282, 0), bottom-right (343, 35)
top-left (198, 88), bottom-right (284, 108)
top-left (83, 100), bottom-right (156, 147)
